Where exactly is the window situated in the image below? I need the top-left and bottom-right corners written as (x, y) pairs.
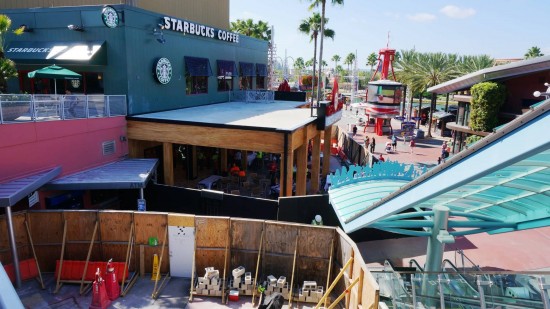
top-left (185, 57), bottom-right (212, 95)
top-left (239, 62), bottom-right (255, 90)
top-left (256, 63), bottom-right (267, 89)
top-left (217, 60), bottom-right (236, 92)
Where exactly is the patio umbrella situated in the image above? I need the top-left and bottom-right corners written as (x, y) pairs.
top-left (27, 65), bottom-right (81, 96)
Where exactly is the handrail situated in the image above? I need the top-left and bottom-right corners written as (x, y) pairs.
top-left (455, 249), bottom-right (483, 272)
top-left (408, 259), bottom-right (424, 271)
top-left (0, 94), bottom-right (127, 124)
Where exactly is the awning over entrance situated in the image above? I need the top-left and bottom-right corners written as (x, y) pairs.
top-left (44, 159), bottom-right (158, 190)
top-left (0, 167), bottom-right (61, 207)
top-left (4, 41), bottom-right (107, 65)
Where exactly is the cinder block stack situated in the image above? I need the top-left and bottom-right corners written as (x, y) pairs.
top-left (229, 266), bottom-right (255, 296)
top-left (264, 275), bottom-right (290, 299)
top-left (195, 267), bottom-right (222, 296)
top-left (298, 281), bottom-right (323, 303)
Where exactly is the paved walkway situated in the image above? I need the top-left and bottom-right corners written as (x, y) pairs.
top-left (337, 108), bottom-right (449, 167)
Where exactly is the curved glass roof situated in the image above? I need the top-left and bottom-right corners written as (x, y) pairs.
top-left (331, 99), bottom-right (550, 234)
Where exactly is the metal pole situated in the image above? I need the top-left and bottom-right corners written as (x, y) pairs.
top-left (6, 206), bottom-right (22, 288)
top-left (438, 274), bottom-right (446, 309)
top-left (411, 273), bottom-right (417, 309)
top-left (140, 188), bottom-right (144, 199)
top-left (477, 275), bottom-right (487, 309)
top-left (423, 205), bottom-right (452, 300)
top-left (539, 276), bottom-right (550, 309)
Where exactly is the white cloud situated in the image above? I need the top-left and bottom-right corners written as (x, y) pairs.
top-left (407, 13), bottom-right (436, 22)
top-left (440, 5), bottom-right (476, 19)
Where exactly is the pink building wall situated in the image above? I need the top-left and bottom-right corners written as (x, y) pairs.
top-left (0, 117), bottom-right (128, 183)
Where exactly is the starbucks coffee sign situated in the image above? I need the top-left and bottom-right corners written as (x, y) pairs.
top-left (162, 17), bottom-right (239, 43)
top-left (154, 58), bottom-right (172, 84)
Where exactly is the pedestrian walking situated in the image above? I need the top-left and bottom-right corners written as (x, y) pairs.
top-left (409, 138), bottom-right (416, 154)
top-left (391, 134), bottom-right (397, 151)
top-left (352, 125), bottom-right (357, 136)
top-left (370, 137), bottom-right (376, 153)
top-left (364, 136), bottom-right (370, 149)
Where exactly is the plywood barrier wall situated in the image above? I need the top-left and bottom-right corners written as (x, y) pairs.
top-left (134, 212), bottom-right (169, 274)
top-left (0, 210), bottom-right (380, 308)
top-left (0, 211), bottom-right (30, 265)
top-left (195, 216), bottom-right (230, 277)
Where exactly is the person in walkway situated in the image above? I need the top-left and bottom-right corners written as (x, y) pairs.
top-left (370, 137), bottom-right (376, 153)
top-left (268, 161), bottom-right (278, 185)
top-left (364, 136), bottom-right (370, 149)
top-left (234, 150), bottom-right (242, 168)
top-left (379, 154), bottom-right (385, 162)
top-left (352, 125), bottom-right (357, 136)
top-left (391, 134), bottom-right (397, 151)
top-left (409, 138), bottom-right (416, 154)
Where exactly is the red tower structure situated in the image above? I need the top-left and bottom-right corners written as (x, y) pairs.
top-left (364, 47), bottom-right (404, 136)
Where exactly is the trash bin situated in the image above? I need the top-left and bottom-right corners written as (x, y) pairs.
top-left (415, 129), bottom-right (424, 139)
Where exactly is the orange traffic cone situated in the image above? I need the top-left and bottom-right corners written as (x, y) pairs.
top-left (90, 268), bottom-right (111, 309)
top-left (105, 259), bottom-right (120, 301)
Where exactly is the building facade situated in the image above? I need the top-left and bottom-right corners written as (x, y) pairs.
top-left (3, 4), bottom-right (267, 115)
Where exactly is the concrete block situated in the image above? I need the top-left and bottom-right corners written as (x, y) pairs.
top-left (198, 277), bottom-right (209, 284)
top-left (211, 277), bottom-right (219, 286)
top-left (205, 269), bottom-right (219, 279)
top-left (298, 289), bottom-right (305, 302)
top-left (233, 276), bottom-right (241, 284)
top-left (267, 275), bottom-right (277, 285)
top-left (245, 272), bottom-right (252, 284)
top-left (277, 276), bottom-right (286, 288)
top-left (306, 296), bottom-right (315, 303)
top-left (198, 283), bottom-right (206, 290)
top-left (303, 281), bottom-right (317, 291)
top-left (209, 284), bottom-right (220, 290)
top-left (232, 266), bottom-right (245, 278)
top-left (232, 280), bottom-right (240, 288)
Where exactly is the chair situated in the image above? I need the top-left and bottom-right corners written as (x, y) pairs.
top-left (230, 189), bottom-right (240, 195)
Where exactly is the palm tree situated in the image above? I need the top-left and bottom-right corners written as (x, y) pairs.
top-left (459, 54), bottom-right (493, 74)
top-left (230, 19), bottom-right (271, 41)
top-left (344, 52), bottom-right (355, 75)
top-left (331, 54), bottom-right (340, 72)
top-left (367, 52), bottom-right (377, 74)
top-left (0, 14), bottom-right (23, 92)
top-left (307, 0), bottom-right (344, 103)
top-left (524, 46), bottom-right (544, 59)
top-left (299, 13), bottom-right (335, 104)
top-left (413, 52), bottom-right (459, 137)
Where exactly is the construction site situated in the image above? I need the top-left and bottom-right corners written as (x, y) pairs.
top-left (0, 210), bottom-right (379, 308)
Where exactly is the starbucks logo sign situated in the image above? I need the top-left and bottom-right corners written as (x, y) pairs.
top-left (155, 58), bottom-right (172, 84)
top-left (102, 6), bottom-right (119, 28)
top-left (71, 79), bottom-right (81, 88)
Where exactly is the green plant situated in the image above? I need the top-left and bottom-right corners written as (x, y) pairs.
top-left (469, 82), bottom-right (506, 132)
top-left (465, 135), bottom-right (482, 146)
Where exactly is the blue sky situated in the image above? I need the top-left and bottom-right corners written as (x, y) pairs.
top-left (230, 0), bottom-right (549, 69)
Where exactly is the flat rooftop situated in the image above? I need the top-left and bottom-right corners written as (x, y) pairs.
top-left (127, 100), bottom-right (316, 132)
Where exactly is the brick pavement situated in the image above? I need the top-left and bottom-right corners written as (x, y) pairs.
top-left (337, 108), bottom-right (450, 167)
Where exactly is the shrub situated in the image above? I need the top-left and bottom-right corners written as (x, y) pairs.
top-left (469, 82), bottom-right (506, 131)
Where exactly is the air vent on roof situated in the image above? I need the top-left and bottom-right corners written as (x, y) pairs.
top-left (102, 140), bottom-right (116, 156)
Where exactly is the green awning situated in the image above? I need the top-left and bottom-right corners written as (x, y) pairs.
top-left (4, 41), bottom-right (106, 65)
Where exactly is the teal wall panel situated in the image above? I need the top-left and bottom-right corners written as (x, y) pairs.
top-left (1, 4), bottom-right (268, 115)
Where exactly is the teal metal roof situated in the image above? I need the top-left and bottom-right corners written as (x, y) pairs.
top-left (331, 99), bottom-right (550, 234)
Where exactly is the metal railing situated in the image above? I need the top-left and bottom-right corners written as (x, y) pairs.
top-left (0, 94), bottom-right (127, 124)
top-left (230, 90), bottom-right (275, 103)
top-left (371, 267), bottom-right (550, 309)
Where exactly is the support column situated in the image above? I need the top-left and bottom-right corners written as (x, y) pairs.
top-left (221, 149), bottom-right (228, 174)
top-left (6, 206), bottom-right (21, 288)
top-left (311, 133), bottom-right (321, 193)
top-left (295, 143), bottom-right (307, 196)
top-left (242, 150), bottom-right (248, 172)
top-left (322, 126), bottom-right (332, 176)
top-left (128, 139), bottom-right (142, 158)
top-left (422, 205), bottom-right (454, 297)
top-left (163, 142), bottom-right (174, 186)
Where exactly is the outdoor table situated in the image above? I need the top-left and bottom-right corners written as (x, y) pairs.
top-left (197, 175), bottom-right (222, 190)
